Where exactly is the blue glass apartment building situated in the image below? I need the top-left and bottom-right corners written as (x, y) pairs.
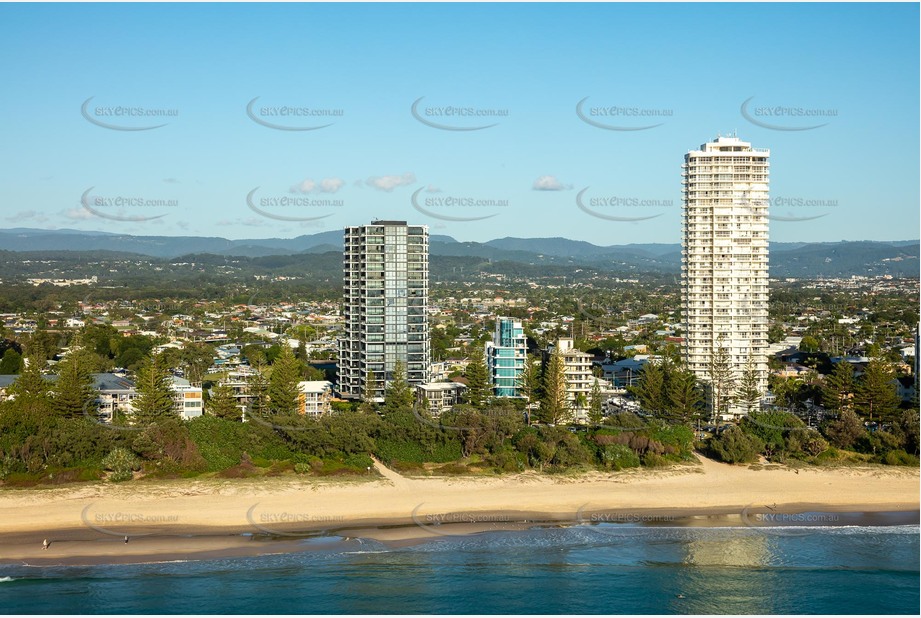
top-left (485, 317), bottom-right (526, 398)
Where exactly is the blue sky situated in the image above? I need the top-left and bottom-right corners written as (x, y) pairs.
top-left (0, 2), bottom-right (917, 245)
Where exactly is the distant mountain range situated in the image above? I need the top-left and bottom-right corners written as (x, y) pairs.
top-left (0, 228), bottom-right (917, 278)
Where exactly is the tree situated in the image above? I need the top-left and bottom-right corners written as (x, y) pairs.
top-left (464, 346), bottom-right (489, 408)
top-left (539, 345), bottom-right (569, 425)
top-left (823, 409), bottom-right (864, 450)
top-left (359, 368), bottom-right (378, 413)
top-left (735, 353), bottom-right (762, 415)
top-left (180, 342), bottom-right (215, 384)
top-left (768, 324), bottom-right (786, 344)
top-left (296, 337), bottom-right (308, 361)
top-left (666, 367), bottom-right (702, 425)
top-left (707, 338), bottom-right (735, 423)
top-left (8, 342), bottom-right (49, 402)
top-left (892, 409), bottom-right (920, 456)
top-left (854, 359), bottom-right (900, 423)
top-left (384, 361), bottom-right (414, 413)
top-left (799, 335), bottom-right (820, 353)
top-left (588, 378), bottom-right (603, 427)
top-left (132, 355), bottom-right (177, 425)
top-left (0, 348), bottom-right (22, 375)
top-left (709, 426), bottom-right (763, 464)
top-left (52, 340), bottom-right (97, 419)
top-left (516, 356), bottom-right (540, 406)
top-left (631, 361), bottom-right (666, 416)
top-left (822, 361), bottom-right (856, 413)
top-left (208, 381), bottom-right (241, 421)
top-left (268, 345), bottom-right (301, 415)
top-left (102, 447), bottom-right (141, 482)
top-left (247, 362), bottom-right (270, 417)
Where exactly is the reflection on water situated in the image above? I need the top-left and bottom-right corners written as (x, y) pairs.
top-left (0, 525), bottom-right (917, 614)
top-left (685, 531), bottom-right (771, 567)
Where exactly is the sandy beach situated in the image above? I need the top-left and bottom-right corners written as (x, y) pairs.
top-left (1, 455), bottom-right (917, 566)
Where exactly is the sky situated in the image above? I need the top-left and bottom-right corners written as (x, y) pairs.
top-left (0, 2), bottom-right (918, 246)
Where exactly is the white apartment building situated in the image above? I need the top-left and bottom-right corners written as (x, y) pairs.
top-left (168, 376), bottom-right (204, 420)
top-left (415, 381), bottom-right (467, 417)
top-left (338, 221), bottom-right (430, 401)
top-left (551, 338), bottom-right (594, 423)
top-left (297, 380), bottom-right (334, 417)
top-left (681, 135), bottom-right (770, 416)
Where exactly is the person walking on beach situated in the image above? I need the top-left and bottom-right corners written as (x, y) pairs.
top-left (124, 536), bottom-right (129, 544)
top-left (42, 539), bottom-right (49, 550)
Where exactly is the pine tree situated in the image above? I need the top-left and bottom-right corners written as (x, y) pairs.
top-left (7, 342), bottom-right (53, 420)
top-left (208, 381), bottom-right (241, 421)
top-left (666, 367), bottom-right (702, 425)
top-left (516, 356), bottom-right (540, 405)
top-left (359, 368), bottom-right (378, 413)
top-left (631, 361), bottom-right (666, 416)
top-left (52, 339), bottom-right (97, 419)
top-left (384, 360), bottom-right (414, 413)
top-left (247, 362), bottom-right (270, 418)
top-left (822, 361), bottom-right (856, 413)
top-left (540, 344), bottom-right (569, 425)
top-left (735, 352), bottom-right (762, 415)
top-left (132, 355), bottom-right (177, 425)
top-left (296, 337), bottom-right (308, 361)
top-left (588, 378), bottom-right (603, 427)
top-left (268, 345), bottom-right (301, 415)
top-left (9, 341), bottom-right (49, 401)
top-left (707, 338), bottom-right (736, 423)
top-left (855, 358), bottom-right (900, 423)
top-left (464, 346), bottom-right (489, 408)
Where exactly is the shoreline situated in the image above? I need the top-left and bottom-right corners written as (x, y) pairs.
top-left (2, 506), bottom-right (917, 567)
top-left (1, 456), bottom-right (918, 566)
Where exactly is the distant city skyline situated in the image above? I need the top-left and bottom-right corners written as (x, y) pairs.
top-left (0, 2), bottom-right (917, 245)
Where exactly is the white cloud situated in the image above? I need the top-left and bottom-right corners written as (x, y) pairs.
top-left (319, 177), bottom-right (345, 193)
top-left (215, 217), bottom-right (270, 228)
top-left (532, 175), bottom-right (572, 191)
top-left (296, 220), bottom-right (327, 229)
top-left (5, 210), bottom-right (40, 221)
top-left (366, 172), bottom-right (416, 192)
top-left (290, 177), bottom-right (345, 194)
top-left (291, 179), bottom-right (316, 194)
top-left (425, 185), bottom-right (442, 193)
top-left (62, 207), bottom-right (94, 220)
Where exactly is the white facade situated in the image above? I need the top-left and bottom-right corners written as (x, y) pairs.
top-left (415, 381), bottom-right (466, 416)
top-left (169, 376), bottom-right (204, 420)
top-left (553, 338), bottom-right (594, 422)
top-left (681, 135), bottom-right (770, 414)
top-left (338, 221), bottom-right (430, 401)
top-left (297, 380), bottom-right (334, 417)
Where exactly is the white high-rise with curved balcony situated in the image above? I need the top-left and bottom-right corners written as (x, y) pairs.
top-left (681, 135), bottom-right (769, 417)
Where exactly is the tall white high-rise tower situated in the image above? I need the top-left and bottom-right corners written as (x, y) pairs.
top-left (681, 135), bottom-right (769, 417)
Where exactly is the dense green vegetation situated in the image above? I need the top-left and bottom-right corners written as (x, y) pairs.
top-left (705, 408), bottom-right (919, 467)
top-left (0, 334), bottom-right (701, 485)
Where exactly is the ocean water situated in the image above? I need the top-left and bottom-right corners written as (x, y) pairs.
top-left (1, 524), bottom-right (918, 614)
